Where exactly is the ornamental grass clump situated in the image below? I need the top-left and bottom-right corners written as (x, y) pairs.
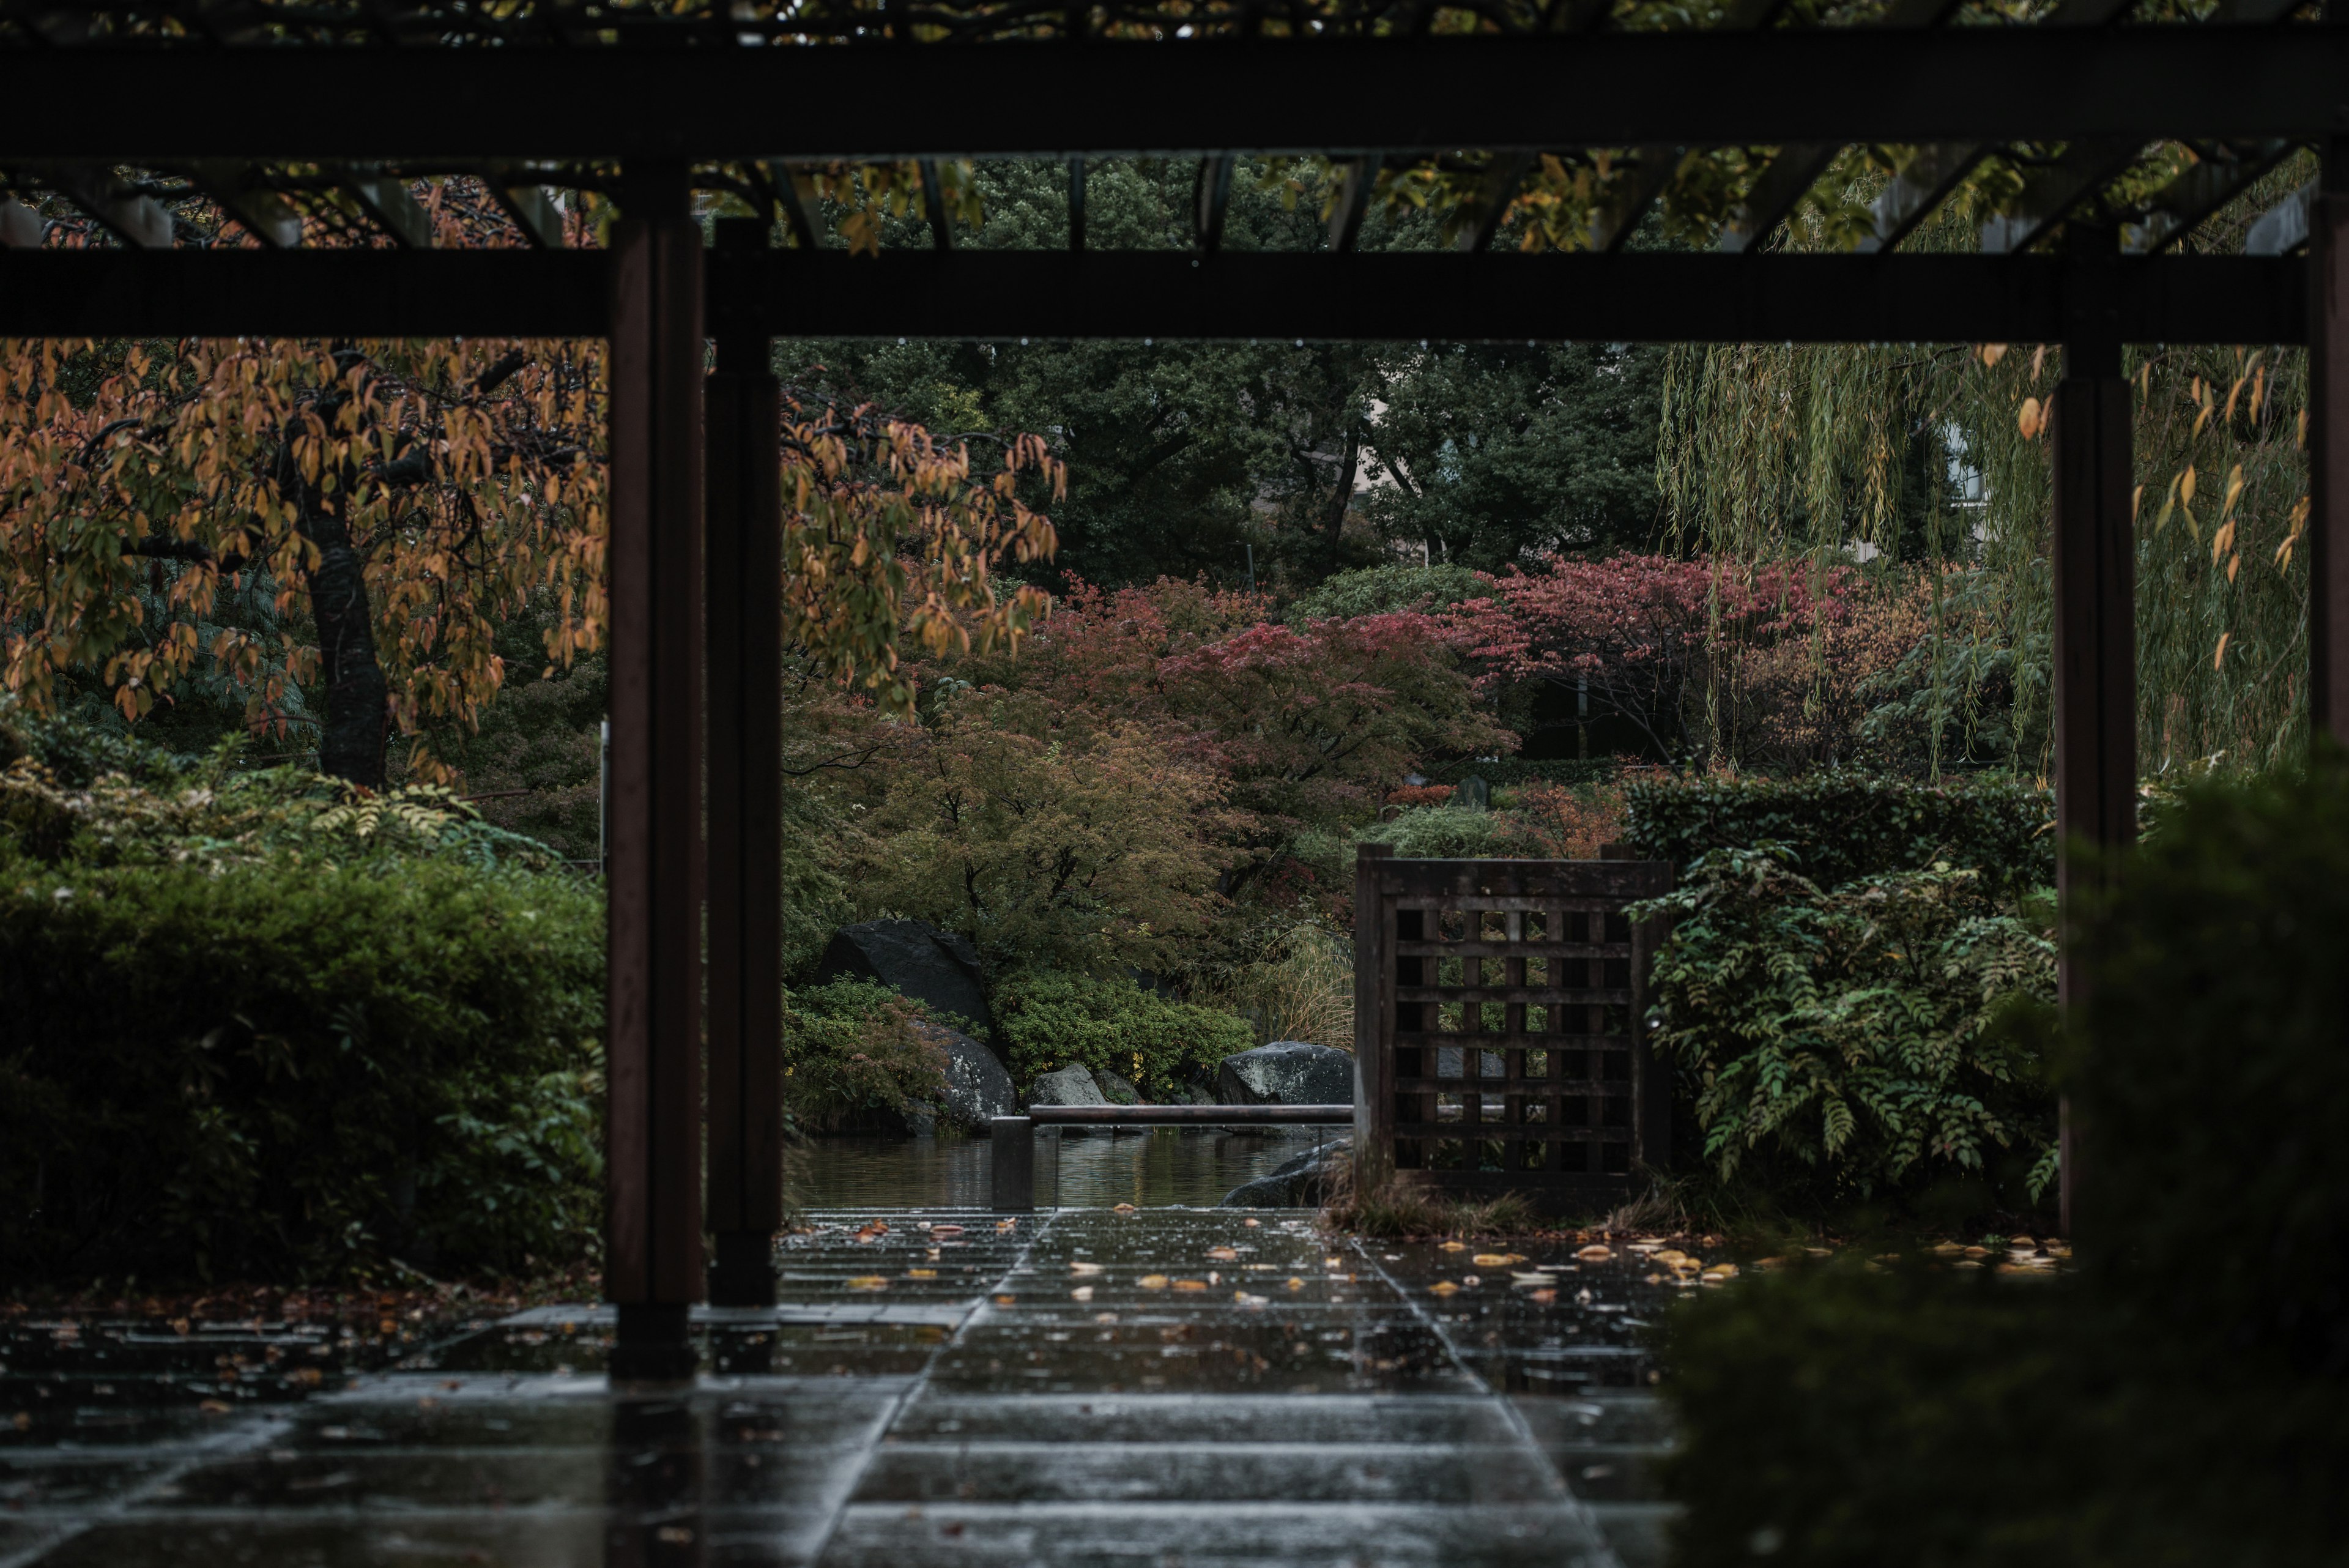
top-left (1636, 843), bottom-right (2055, 1205)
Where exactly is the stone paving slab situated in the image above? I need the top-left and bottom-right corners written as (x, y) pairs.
top-left (2, 1208), bottom-right (1684, 1568)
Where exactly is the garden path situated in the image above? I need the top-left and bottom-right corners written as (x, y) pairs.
top-left (1, 1209), bottom-right (1675, 1567)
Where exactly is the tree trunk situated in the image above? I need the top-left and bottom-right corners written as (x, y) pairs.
top-left (302, 494), bottom-right (390, 787)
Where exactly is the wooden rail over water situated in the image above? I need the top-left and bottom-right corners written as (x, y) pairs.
top-left (990, 1107), bottom-right (1354, 1212)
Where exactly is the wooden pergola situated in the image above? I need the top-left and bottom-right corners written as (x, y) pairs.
top-left (5, 0), bottom-right (2345, 1376)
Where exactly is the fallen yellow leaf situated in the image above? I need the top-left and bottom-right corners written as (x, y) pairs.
top-left (199, 1399), bottom-right (232, 1414)
top-left (1070, 1261), bottom-right (1104, 1276)
top-left (1438, 1241), bottom-right (1469, 1252)
top-left (1528, 1288), bottom-right (1557, 1304)
top-left (1576, 1245), bottom-right (1614, 1263)
top-left (993, 1294), bottom-right (1017, 1306)
top-left (1206, 1247), bottom-right (1239, 1261)
top-left (1285, 1277), bottom-right (1305, 1290)
top-left (1071, 1286), bottom-right (1094, 1302)
top-left (1429, 1280), bottom-right (1461, 1296)
top-left (845, 1276), bottom-right (888, 1291)
top-left (1112, 1203), bottom-right (1137, 1213)
top-left (1173, 1279), bottom-right (1210, 1292)
top-left (1139, 1275), bottom-right (1170, 1290)
top-left (1472, 1254), bottom-right (1513, 1268)
top-left (906, 1268), bottom-right (938, 1280)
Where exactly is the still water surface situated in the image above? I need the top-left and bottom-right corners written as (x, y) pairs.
top-left (796, 1126), bottom-right (1332, 1209)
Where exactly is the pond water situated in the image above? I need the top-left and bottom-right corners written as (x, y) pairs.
top-left (795, 1126), bottom-right (1333, 1210)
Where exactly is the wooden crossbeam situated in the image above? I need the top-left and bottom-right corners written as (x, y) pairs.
top-left (0, 247), bottom-right (2307, 343)
top-left (6, 31), bottom-right (2348, 162)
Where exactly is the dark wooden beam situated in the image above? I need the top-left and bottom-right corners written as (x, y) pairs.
top-left (2050, 226), bottom-right (2136, 1242)
top-left (1195, 152), bottom-right (1234, 253)
top-left (9, 30), bottom-right (2349, 162)
top-left (704, 215), bottom-right (785, 1310)
top-left (2310, 139), bottom-right (2349, 743)
top-left (0, 248), bottom-right (2307, 344)
top-left (604, 160), bottom-right (706, 1381)
top-left (918, 157), bottom-right (953, 251)
top-left (707, 250), bottom-right (2307, 345)
top-left (0, 248), bottom-right (609, 334)
top-left (1326, 154), bottom-right (1378, 252)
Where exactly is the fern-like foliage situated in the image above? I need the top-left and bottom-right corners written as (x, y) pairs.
top-left (1633, 842), bottom-right (2055, 1202)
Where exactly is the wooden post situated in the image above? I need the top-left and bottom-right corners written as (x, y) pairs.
top-left (1352, 842), bottom-right (1395, 1195)
top-left (605, 162), bottom-right (706, 1380)
top-left (705, 217), bottom-right (784, 1309)
top-left (990, 1117), bottom-right (1035, 1212)
top-left (2052, 226), bottom-right (2135, 1241)
top-left (2309, 138), bottom-right (2349, 745)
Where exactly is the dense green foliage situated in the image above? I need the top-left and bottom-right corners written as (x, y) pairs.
top-left (792, 162), bottom-right (1665, 592)
top-left (1626, 771), bottom-right (2054, 893)
top-left (1637, 847), bottom-right (2055, 1203)
top-left (778, 979), bottom-right (951, 1134)
top-left (994, 968), bottom-right (1256, 1099)
top-left (1660, 765), bottom-right (2349, 1567)
top-left (0, 732), bottom-right (603, 1282)
top-left (2077, 760), bottom-right (2349, 1376)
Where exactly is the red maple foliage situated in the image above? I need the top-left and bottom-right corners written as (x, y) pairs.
top-left (1444, 554), bottom-right (1860, 764)
top-left (943, 576), bottom-right (1515, 845)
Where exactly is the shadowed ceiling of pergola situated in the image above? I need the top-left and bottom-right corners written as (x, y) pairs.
top-left (0, 0), bottom-right (2325, 276)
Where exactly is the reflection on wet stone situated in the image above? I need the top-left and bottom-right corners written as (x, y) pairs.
top-left (4, 1196), bottom-right (1676, 1567)
top-left (608, 1397), bottom-right (703, 1568)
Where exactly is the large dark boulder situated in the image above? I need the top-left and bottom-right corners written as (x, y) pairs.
top-left (1215, 1041), bottom-right (1356, 1107)
top-left (1220, 1137), bottom-right (1351, 1208)
top-left (1029, 1063), bottom-right (1108, 1137)
top-left (817, 920), bottom-right (993, 1042)
top-left (928, 1025), bottom-right (1015, 1134)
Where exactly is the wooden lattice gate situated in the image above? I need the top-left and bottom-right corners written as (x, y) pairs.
top-left (1351, 842), bottom-right (1672, 1212)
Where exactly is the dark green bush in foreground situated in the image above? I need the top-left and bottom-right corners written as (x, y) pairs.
top-left (1627, 771), bottom-right (2053, 893)
top-left (1661, 764), bottom-right (2349, 1567)
top-left (0, 748), bottom-right (603, 1283)
top-left (995, 968), bottom-right (1255, 1098)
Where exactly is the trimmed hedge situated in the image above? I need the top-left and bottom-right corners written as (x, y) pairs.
top-left (994, 968), bottom-right (1255, 1099)
top-left (1626, 771), bottom-right (2053, 890)
top-left (0, 748), bottom-right (603, 1284)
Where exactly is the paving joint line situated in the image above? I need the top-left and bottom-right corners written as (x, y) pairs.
top-left (1346, 1235), bottom-right (1630, 1568)
top-left (798, 1207), bottom-right (1061, 1567)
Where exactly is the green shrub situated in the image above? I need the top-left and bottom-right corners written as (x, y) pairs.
top-left (1357, 804), bottom-right (1512, 859)
top-left (995, 968), bottom-right (1255, 1098)
top-left (1626, 770), bottom-right (2053, 893)
top-left (1658, 764), bottom-right (2349, 1568)
top-left (2077, 760), bottom-right (2349, 1376)
top-left (1663, 1260), bottom-right (2344, 1568)
top-left (0, 758), bottom-right (603, 1284)
top-left (1283, 563), bottom-right (1496, 622)
top-left (1636, 844), bottom-right (2056, 1203)
top-left (779, 978), bottom-right (951, 1132)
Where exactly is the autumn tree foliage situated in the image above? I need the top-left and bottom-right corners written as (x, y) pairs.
top-left (0, 336), bottom-right (603, 786)
top-left (949, 575), bottom-right (1513, 845)
top-left (1445, 554), bottom-right (1889, 769)
top-left (0, 342), bottom-right (1061, 789)
top-left (846, 688), bottom-right (1241, 973)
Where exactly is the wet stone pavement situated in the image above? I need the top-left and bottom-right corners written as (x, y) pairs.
top-left (2, 1209), bottom-right (1680, 1568)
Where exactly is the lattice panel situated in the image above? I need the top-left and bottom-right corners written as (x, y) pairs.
top-left (1353, 847), bottom-right (1669, 1208)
